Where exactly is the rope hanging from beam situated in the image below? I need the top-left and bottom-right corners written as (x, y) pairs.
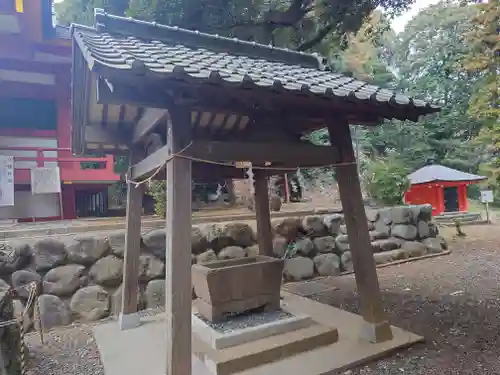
top-left (125, 141), bottom-right (356, 187)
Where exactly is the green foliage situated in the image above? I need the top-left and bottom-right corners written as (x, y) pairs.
top-left (147, 181), bottom-right (166, 217)
top-left (55, 0), bottom-right (415, 52)
top-left (364, 157), bottom-right (410, 205)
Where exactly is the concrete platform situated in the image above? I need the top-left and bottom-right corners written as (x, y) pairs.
top-left (192, 310), bottom-right (314, 350)
top-left (93, 292), bottom-right (423, 375)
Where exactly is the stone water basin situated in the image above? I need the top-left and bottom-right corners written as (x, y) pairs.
top-left (192, 256), bottom-right (284, 322)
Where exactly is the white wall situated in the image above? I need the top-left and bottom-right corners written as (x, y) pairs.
top-left (0, 191), bottom-right (61, 219)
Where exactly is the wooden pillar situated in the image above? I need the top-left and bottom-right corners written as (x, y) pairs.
top-left (165, 108), bottom-right (192, 375)
top-left (327, 122), bottom-right (393, 343)
top-left (118, 150), bottom-right (143, 330)
top-left (254, 171), bottom-right (273, 256)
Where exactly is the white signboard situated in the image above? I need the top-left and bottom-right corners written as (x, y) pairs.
top-left (0, 155), bottom-right (14, 207)
top-left (31, 167), bottom-right (61, 194)
top-left (480, 190), bottom-right (494, 203)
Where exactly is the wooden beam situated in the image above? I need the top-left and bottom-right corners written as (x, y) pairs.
top-left (133, 108), bottom-right (168, 144)
top-left (130, 140), bottom-right (336, 180)
top-left (327, 121), bottom-right (393, 343)
top-left (254, 171), bottom-right (273, 256)
top-left (164, 107), bottom-right (192, 375)
top-left (85, 124), bottom-right (129, 145)
top-left (118, 149), bottom-right (143, 330)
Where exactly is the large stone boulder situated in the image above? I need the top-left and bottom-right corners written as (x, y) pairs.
top-left (378, 208), bottom-right (393, 225)
top-left (302, 216), bottom-right (327, 238)
top-left (108, 232), bottom-right (126, 257)
top-left (390, 206), bottom-right (413, 224)
top-left (422, 237), bottom-right (444, 253)
top-left (401, 241), bottom-right (427, 257)
top-left (313, 236), bottom-right (336, 253)
top-left (371, 238), bottom-right (402, 253)
top-left (391, 224), bottom-right (418, 241)
top-left (43, 264), bottom-right (86, 297)
top-left (111, 284), bottom-right (142, 315)
top-left (145, 279), bottom-right (165, 309)
top-left (428, 222), bottom-right (439, 238)
top-left (283, 257), bottom-right (314, 281)
top-left (369, 231), bottom-right (389, 241)
top-left (89, 255), bottom-right (124, 287)
top-left (66, 236), bottom-right (109, 265)
top-left (0, 243), bottom-right (32, 276)
top-left (272, 236), bottom-right (288, 258)
top-left (340, 251), bottom-right (353, 272)
top-left (273, 218), bottom-right (302, 241)
top-left (295, 237), bottom-right (315, 256)
top-left (34, 294), bottom-right (71, 331)
top-left (191, 227), bottom-right (209, 255)
top-left (374, 220), bottom-right (391, 237)
top-left (11, 270), bottom-right (41, 299)
top-left (32, 239), bottom-right (67, 272)
top-left (335, 234), bottom-right (350, 253)
top-left (218, 246), bottom-right (246, 260)
top-left (366, 210), bottom-right (379, 222)
top-left (142, 229), bottom-right (166, 259)
top-left (313, 254), bottom-right (341, 276)
top-left (222, 223), bottom-right (256, 247)
top-left (322, 214), bottom-right (343, 236)
top-left (417, 221), bottom-right (430, 239)
top-left (198, 224), bottom-right (233, 252)
top-left (138, 254), bottom-right (165, 282)
top-left (196, 250), bottom-right (218, 264)
top-left (419, 204), bottom-right (433, 221)
top-left (70, 285), bottom-right (110, 321)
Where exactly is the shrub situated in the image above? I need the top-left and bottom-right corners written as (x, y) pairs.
top-left (364, 157), bottom-right (410, 205)
top-left (147, 181), bottom-right (166, 217)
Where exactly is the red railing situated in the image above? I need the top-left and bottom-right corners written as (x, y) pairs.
top-left (0, 146), bottom-right (120, 184)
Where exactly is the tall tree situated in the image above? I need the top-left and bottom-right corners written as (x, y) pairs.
top-left (364, 1), bottom-right (486, 172)
top-left (55, 0), bottom-right (416, 52)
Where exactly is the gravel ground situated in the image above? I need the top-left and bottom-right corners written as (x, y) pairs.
top-left (24, 224), bottom-right (500, 375)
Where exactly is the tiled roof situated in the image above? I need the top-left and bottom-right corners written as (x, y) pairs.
top-left (408, 165), bottom-right (486, 185)
top-left (71, 9), bottom-right (440, 122)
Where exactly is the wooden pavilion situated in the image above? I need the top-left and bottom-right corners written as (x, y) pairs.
top-left (70, 9), bottom-right (439, 375)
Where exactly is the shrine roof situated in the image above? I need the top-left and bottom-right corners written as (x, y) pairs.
top-left (71, 9), bottom-right (439, 123)
top-left (408, 165), bottom-right (486, 185)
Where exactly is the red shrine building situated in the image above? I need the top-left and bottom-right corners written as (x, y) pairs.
top-left (404, 164), bottom-right (486, 216)
top-left (0, 0), bottom-right (120, 221)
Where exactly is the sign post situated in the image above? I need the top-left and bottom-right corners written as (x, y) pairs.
top-left (0, 156), bottom-right (15, 207)
top-left (480, 190), bottom-right (494, 224)
top-left (31, 167), bottom-right (63, 219)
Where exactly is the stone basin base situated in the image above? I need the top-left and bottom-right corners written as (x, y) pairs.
top-left (192, 256), bottom-right (284, 323)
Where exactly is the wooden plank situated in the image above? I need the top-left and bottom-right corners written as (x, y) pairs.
top-left (129, 140), bottom-right (333, 180)
top-left (254, 171), bottom-right (274, 256)
top-left (183, 141), bottom-right (338, 167)
top-left (119, 149), bottom-right (143, 330)
top-left (133, 108), bottom-right (168, 144)
top-left (327, 122), bottom-right (393, 343)
top-left (165, 107), bottom-right (192, 375)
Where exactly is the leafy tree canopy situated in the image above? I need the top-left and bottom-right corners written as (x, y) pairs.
top-left (55, 0), bottom-right (416, 52)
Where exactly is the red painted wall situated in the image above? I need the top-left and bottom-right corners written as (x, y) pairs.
top-left (405, 181), bottom-right (476, 215)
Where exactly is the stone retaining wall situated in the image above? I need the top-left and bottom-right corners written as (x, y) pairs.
top-left (0, 204), bottom-right (446, 331)
top-left (0, 290), bottom-right (21, 375)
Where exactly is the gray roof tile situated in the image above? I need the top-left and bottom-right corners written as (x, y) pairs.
top-left (408, 165), bottom-right (486, 185)
top-left (72, 10), bottom-right (440, 122)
